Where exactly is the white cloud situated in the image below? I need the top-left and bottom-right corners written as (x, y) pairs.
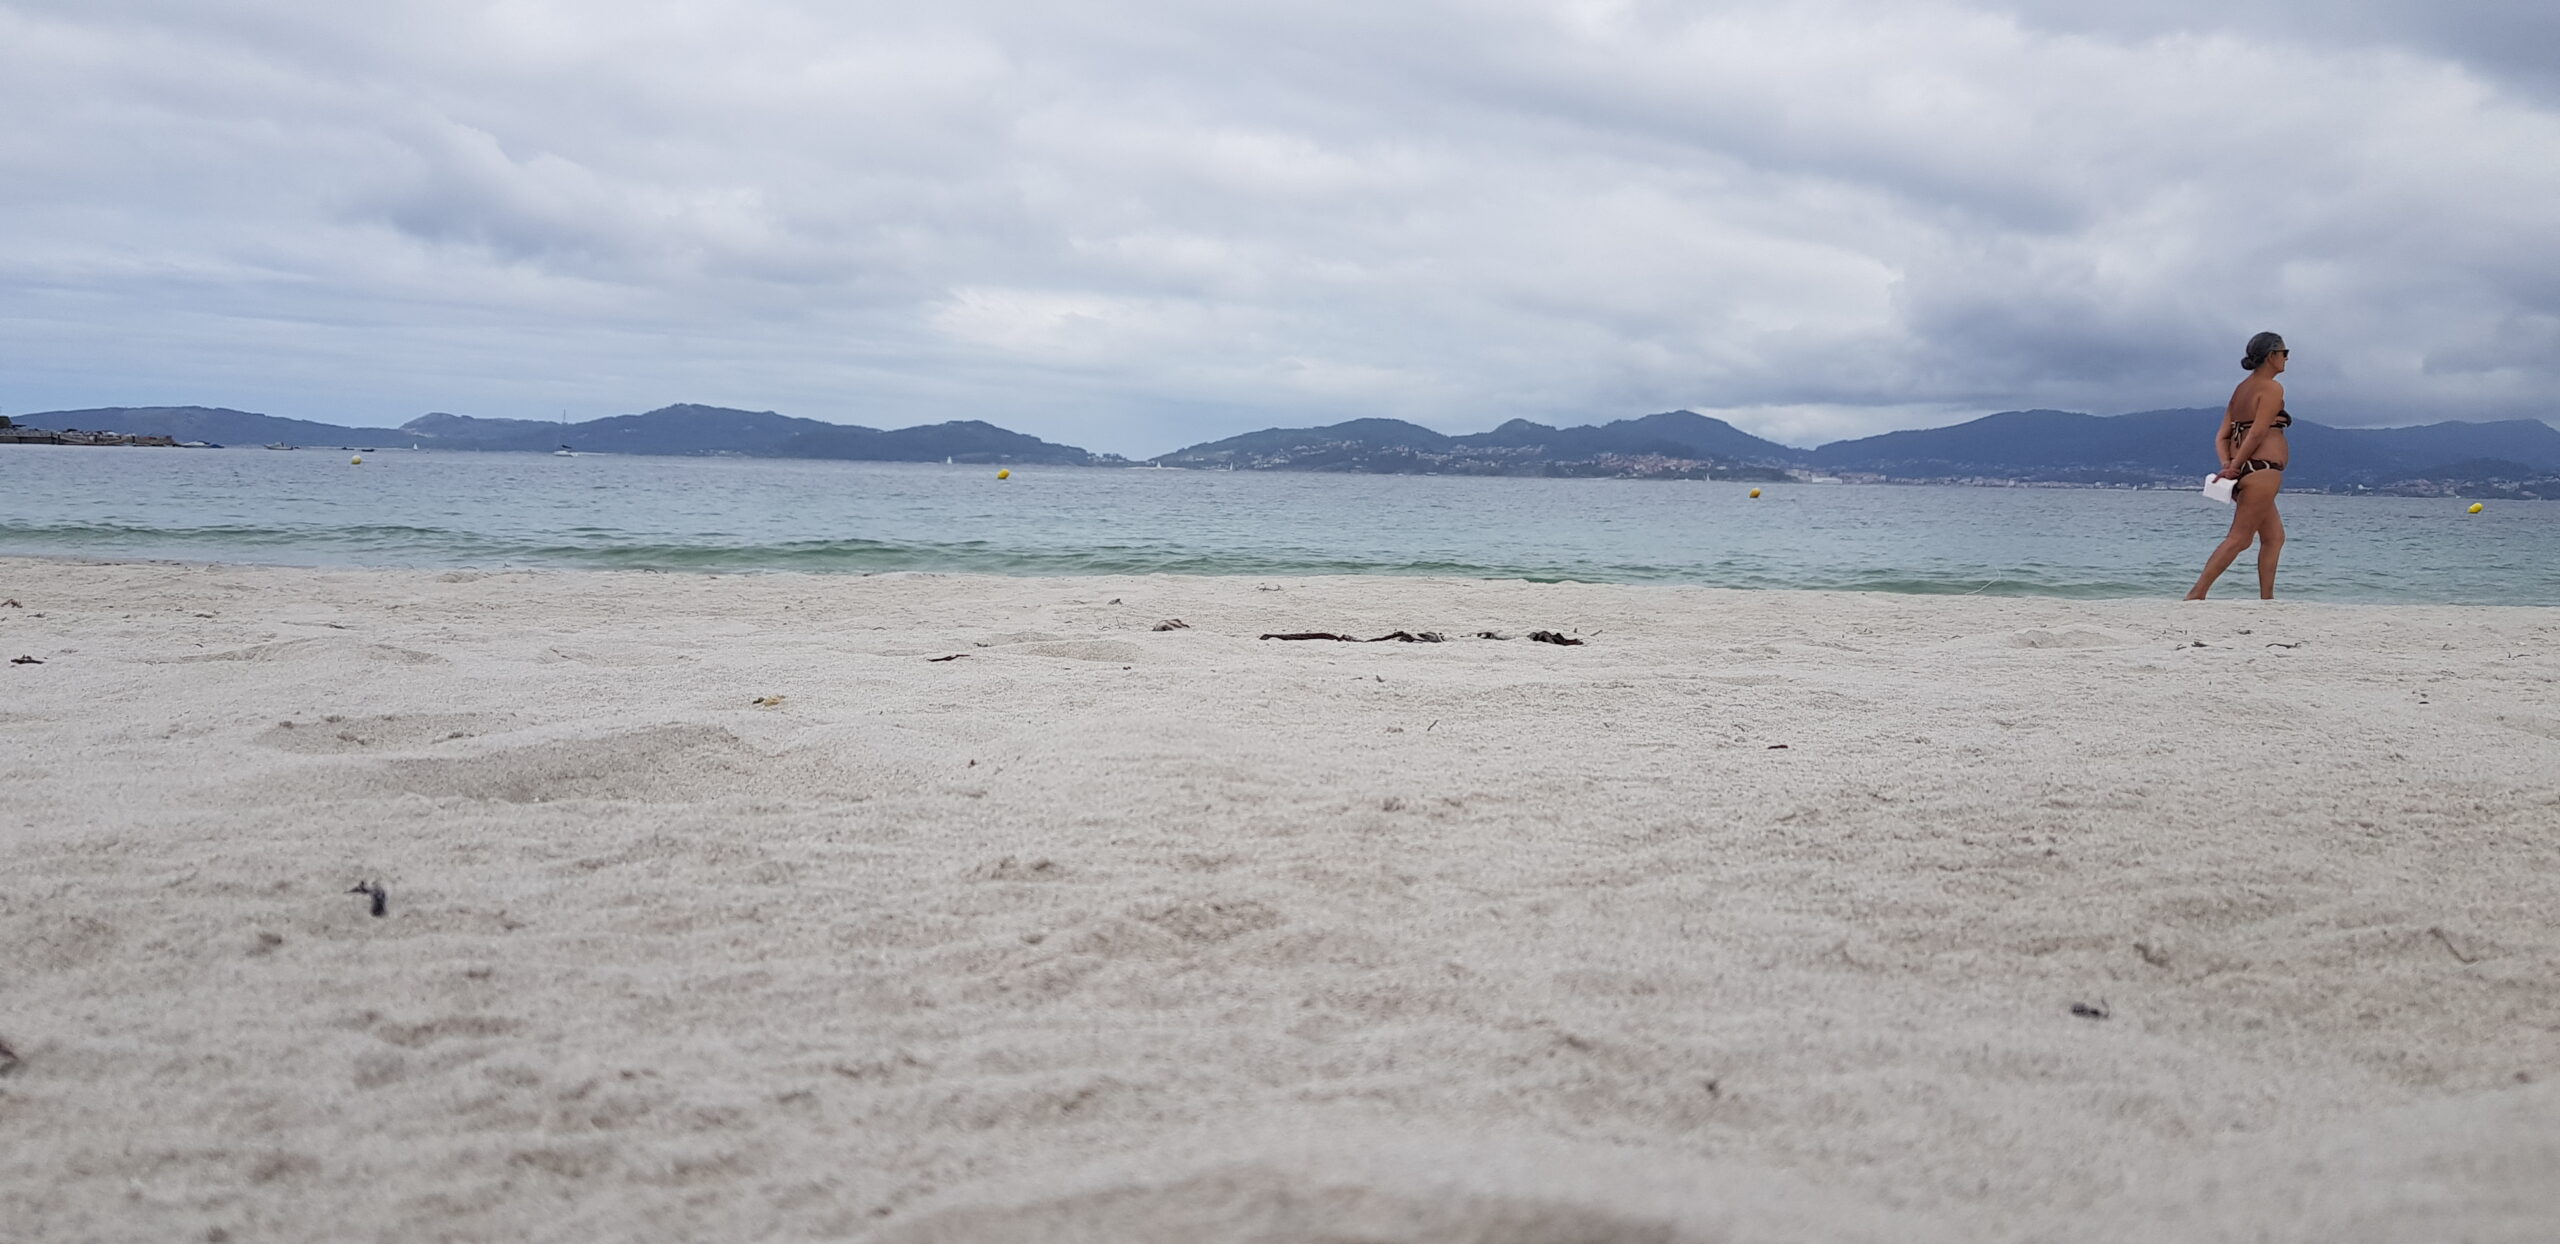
top-left (1, 0), bottom-right (2554, 453)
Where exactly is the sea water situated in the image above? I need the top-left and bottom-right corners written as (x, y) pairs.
top-left (3, 446), bottom-right (2554, 604)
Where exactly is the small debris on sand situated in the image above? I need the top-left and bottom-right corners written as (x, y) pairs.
top-left (349, 881), bottom-right (387, 918)
top-left (928, 653), bottom-right (968, 662)
top-left (1259, 630), bottom-right (1451, 643)
top-left (9, 654), bottom-right (42, 665)
top-left (2429, 926), bottom-right (2481, 965)
top-left (1151, 619), bottom-right (1190, 631)
top-left (1526, 631), bottom-right (1584, 646)
top-left (2069, 1002), bottom-right (2110, 1020)
top-left (751, 694), bottom-right (786, 707)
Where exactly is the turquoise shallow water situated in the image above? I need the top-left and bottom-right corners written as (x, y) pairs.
top-left (3, 446), bottom-right (2554, 603)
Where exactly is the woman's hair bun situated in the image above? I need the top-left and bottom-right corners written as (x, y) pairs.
top-left (2242, 331), bottom-right (2286, 371)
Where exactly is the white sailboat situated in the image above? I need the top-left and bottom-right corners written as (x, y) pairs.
top-left (554, 409), bottom-right (575, 457)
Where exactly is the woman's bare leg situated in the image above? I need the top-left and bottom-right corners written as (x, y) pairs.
top-left (2254, 502), bottom-right (2285, 599)
top-left (2186, 503), bottom-right (2258, 600)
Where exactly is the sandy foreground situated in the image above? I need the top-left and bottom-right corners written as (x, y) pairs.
top-left (1, 557), bottom-right (2555, 1243)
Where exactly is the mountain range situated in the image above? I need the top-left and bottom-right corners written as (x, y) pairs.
top-left (14, 402), bottom-right (2560, 493)
top-left (14, 404), bottom-right (1108, 465)
top-left (1157, 408), bottom-right (2560, 492)
top-left (1154, 411), bottom-right (1799, 479)
top-left (1805, 408), bottom-right (2560, 489)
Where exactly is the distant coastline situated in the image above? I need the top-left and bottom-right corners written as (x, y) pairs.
top-left (0, 421), bottom-right (193, 449)
top-left (7, 403), bottom-right (2558, 498)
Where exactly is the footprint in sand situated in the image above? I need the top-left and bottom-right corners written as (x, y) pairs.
top-left (2006, 627), bottom-right (2128, 650)
top-left (1020, 640), bottom-right (1147, 663)
top-left (12, 913), bottom-right (121, 973)
top-left (255, 712), bottom-right (514, 754)
top-left (1133, 897), bottom-right (1284, 945)
top-left (974, 856), bottom-right (1069, 882)
top-left (871, 1136), bottom-right (1898, 1244)
top-left (982, 631), bottom-right (1068, 645)
top-left (879, 1170), bottom-right (1682, 1244)
top-left (157, 637), bottom-right (444, 666)
top-left (322, 724), bottom-right (850, 804)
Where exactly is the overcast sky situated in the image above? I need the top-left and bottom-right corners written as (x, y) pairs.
top-left (4, 1), bottom-right (2555, 454)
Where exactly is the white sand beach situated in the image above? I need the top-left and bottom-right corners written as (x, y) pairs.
top-left (2, 557), bottom-right (2555, 1243)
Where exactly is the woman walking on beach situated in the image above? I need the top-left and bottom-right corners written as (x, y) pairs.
top-left (2186, 331), bottom-right (2292, 600)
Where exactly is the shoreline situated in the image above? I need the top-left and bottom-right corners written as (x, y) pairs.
top-left (4, 558), bottom-right (2555, 1242)
top-left (3, 549), bottom-right (2555, 609)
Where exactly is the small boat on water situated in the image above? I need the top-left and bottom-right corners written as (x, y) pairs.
top-left (264, 443), bottom-right (298, 451)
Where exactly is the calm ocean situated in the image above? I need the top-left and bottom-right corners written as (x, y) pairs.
top-left (3, 446), bottom-right (2553, 604)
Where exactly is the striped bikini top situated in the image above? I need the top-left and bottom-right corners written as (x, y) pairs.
top-left (2231, 409), bottom-right (2291, 436)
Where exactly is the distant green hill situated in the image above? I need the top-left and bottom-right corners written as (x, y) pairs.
top-left (1162, 418), bottom-right (1453, 464)
top-left (13, 404), bottom-right (1106, 465)
top-left (1456, 411), bottom-right (1804, 463)
top-left (1811, 408), bottom-right (2560, 488)
top-left (1156, 410), bottom-right (1802, 475)
top-left (20, 406), bottom-right (404, 447)
top-left (405, 405), bottom-right (1103, 463)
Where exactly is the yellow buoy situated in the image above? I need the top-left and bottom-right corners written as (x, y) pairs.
top-left (2468, 502), bottom-right (2484, 514)
top-left (1748, 488), bottom-right (1761, 498)
top-left (350, 455), bottom-right (363, 465)
top-left (997, 469), bottom-right (1011, 480)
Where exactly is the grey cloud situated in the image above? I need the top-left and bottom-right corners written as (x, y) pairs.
top-left (1996, 1), bottom-right (2560, 100)
top-left (2, 0), bottom-right (2555, 454)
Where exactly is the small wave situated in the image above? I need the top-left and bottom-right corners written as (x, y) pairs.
top-left (2, 520), bottom-right (460, 546)
top-left (8, 513), bottom-right (2544, 602)
top-left (1, 519), bottom-right (2158, 597)
top-left (1796, 571), bottom-right (2162, 598)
